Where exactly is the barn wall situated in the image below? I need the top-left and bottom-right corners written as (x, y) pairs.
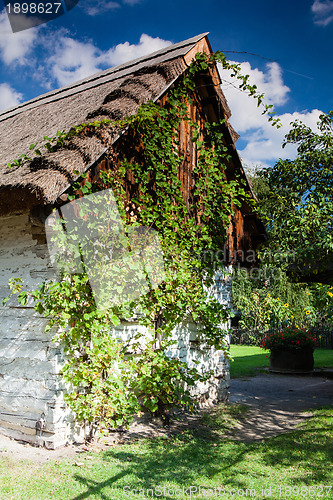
top-left (167, 321), bottom-right (230, 405)
top-left (0, 212), bottom-right (75, 448)
top-left (0, 212), bottom-right (230, 448)
top-left (110, 317), bottom-right (230, 408)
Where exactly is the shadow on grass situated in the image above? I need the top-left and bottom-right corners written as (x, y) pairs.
top-left (259, 408), bottom-right (333, 483)
top-left (72, 436), bottom-right (250, 499)
top-left (71, 408), bottom-right (333, 499)
top-left (71, 470), bottom-right (128, 500)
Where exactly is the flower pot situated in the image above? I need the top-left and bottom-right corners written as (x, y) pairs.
top-left (269, 347), bottom-right (314, 374)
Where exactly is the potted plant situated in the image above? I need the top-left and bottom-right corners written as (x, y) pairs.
top-left (261, 327), bottom-right (317, 374)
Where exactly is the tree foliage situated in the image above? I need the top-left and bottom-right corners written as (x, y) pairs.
top-left (232, 112), bottom-right (333, 336)
top-left (257, 111), bottom-right (333, 278)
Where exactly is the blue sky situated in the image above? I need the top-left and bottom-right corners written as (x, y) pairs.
top-left (0, 0), bottom-right (332, 168)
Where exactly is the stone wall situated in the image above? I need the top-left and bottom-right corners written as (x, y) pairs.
top-left (0, 212), bottom-right (230, 448)
top-left (167, 320), bottom-right (230, 406)
top-left (0, 213), bottom-right (72, 448)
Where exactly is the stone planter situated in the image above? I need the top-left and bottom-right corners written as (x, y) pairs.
top-left (269, 347), bottom-right (314, 374)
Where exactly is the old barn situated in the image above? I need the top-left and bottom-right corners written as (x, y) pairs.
top-left (0, 34), bottom-right (265, 448)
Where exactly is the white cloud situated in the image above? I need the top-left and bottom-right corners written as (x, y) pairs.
top-left (0, 22), bottom-right (322, 171)
top-left (99, 33), bottom-right (171, 67)
top-left (0, 82), bottom-right (22, 110)
top-left (82, 0), bottom-right (141, 16)
top-left (49, 37), bottom-right (101, 86)
top-left (219, 61), bottom-right (322, 168)
top-left (49, 33), bottom-right (171, 87)
top-left (219, 61), bottom-right (290, 132)
top-left (0, 10), bottom-right (38, 65)
top-left (311, 0), bottom-right (333, 26)
top-left (238, 110), bottom-right (321, 167)
top-left (82, 0), bottom-right (120, 16)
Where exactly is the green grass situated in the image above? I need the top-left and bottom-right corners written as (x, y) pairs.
top-left (0, 407), bottom-right (332, 499)
top-left (0, 348), bottom-right (331, 499)
top-left (229, 345), bottom-right (333, 378)
top-left (314, 348), bottom-right (333, 369)
top-left (199, 403), bottom-right (250, 434)
top-left (229, 345), bottom-right (269, 378)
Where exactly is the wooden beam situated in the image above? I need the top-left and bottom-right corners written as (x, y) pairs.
top-left (184, 36), bottom-right (213, 66)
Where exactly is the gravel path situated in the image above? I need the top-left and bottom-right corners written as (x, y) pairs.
top-left (227, 372), bottom-right (333, 441)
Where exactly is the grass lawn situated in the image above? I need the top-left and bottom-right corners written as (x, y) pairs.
top-left (1, 348), bottom-right (331, 499)
top-left (229, 345), bottom-right (333, 378)
top-left (0, 407), bottom-right (332, 499)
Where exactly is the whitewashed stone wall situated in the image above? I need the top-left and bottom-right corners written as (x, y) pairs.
top-left (166, 320), bottom-right (230, 406)
top-left (0, 212), bottom-right (230, 448)
top-left (0, 213), bottom-right (72, 448)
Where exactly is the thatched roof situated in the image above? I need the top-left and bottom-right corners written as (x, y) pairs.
top-left (0, 33), bottom-right (237, 216)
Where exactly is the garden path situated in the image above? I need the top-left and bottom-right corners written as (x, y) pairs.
top-left (228, 372), bottom-right (333, 441)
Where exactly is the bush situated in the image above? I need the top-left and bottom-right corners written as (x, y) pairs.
top-left (261, 327), bottom-right (317, 351)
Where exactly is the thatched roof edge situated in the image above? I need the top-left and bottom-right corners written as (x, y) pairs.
top-left (0, 33), bottom-right (249, 217)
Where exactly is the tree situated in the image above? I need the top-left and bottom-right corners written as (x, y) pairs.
top-left (231, 113), bottom-right (333, 335)
top-left (257, 111), bottom-right (333, 282)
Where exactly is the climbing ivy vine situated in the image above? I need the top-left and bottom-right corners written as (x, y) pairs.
top-left (5, 52), bottom-right (278, 434)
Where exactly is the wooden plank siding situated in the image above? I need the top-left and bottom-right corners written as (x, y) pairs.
top-left (64, 76), bottom-right (263, 268)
